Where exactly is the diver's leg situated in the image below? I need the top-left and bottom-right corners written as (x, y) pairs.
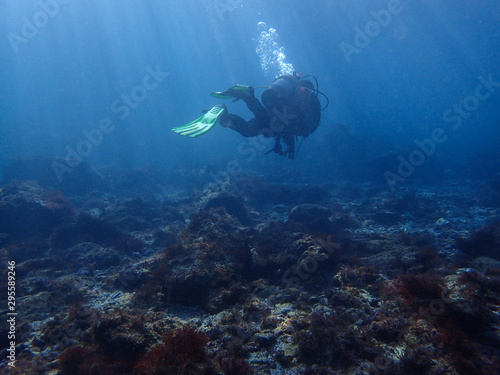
top-left (219, 113), bottom-right (264, 137)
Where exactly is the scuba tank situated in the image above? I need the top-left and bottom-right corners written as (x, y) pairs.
top-left (261, 71), bottom-right (329, 112)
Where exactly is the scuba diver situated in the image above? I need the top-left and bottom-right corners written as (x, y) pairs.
top-left (172, 73), bottom-right (328, 159)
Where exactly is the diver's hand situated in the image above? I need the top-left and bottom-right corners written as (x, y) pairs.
top-left (265, 137), bottom-right (284, 156)
top-left (265, 136), bottom-right (295, 159)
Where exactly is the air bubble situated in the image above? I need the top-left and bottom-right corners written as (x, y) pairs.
top-left (255, 23), bottom-right (294, 78)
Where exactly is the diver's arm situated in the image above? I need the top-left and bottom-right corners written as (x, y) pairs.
top-left (245, 95), bottom-right (268, 118)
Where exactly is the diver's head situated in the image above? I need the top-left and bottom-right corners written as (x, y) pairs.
top-left (261, 76), bottom-right (296, 110)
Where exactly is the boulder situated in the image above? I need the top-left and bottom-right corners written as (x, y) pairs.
top-left (50, 213), bottom-right (144, 253)
top-left (198, 182), bottom-right (249, 223)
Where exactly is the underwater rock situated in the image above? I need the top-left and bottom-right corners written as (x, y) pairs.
top-left (152, 228), bottom-right (178, 248)
top-left (57, 310), bottom-right (173, 375)
top-left (370, 210), bottom-right (402, 225)
top-left (135, 208), bottom-right (253, 307)
top-left (253, 331), bottom-right (276, 348)
top-left (2, 155), bottom-right (105, 195)
top-left (100, 199), bottom-right (152, 231)
top-left (169, 269), bottom-right (213, 306)
top-left (50, 212), bottom-right (144, 252)
top-left (457, 221), bottom-right (500, 260)
top-left (362, 249), bottom-right (415, 277)
top-left (207, 283), bottom-right (250, 312)
top-left (81, 194), bottom-right (185, 233)
top-left (198, 181), bottom-right (249, 223)
top-left (252, 221), bottom-right (337, 284)
top-left (289, 204), bottom-right (332, 232)
top-left (472, 256), bottom-right (500, 275)
top-left (64, 242), bottom-right (121, 270)
top-left (100, 197), bottom-right (167, 231)
top-left (92, 312), bottom-right (150, 361)
top-left (112, 253), bottom-right (164, 291)
top-left (0, 181), bottom-right (74, 243)
top-left (133, 327), bottom-right (218, 375)
top-left (328, 211), bottom-right (358, 230)
top-left (7, 242), bottom-right (52, 265)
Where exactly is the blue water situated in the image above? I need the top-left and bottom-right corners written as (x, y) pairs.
top-left (1, 0), bottom-right (499, 187)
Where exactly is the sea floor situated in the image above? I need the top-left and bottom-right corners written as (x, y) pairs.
top-left (1, 168), bottom-right (499, 374)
